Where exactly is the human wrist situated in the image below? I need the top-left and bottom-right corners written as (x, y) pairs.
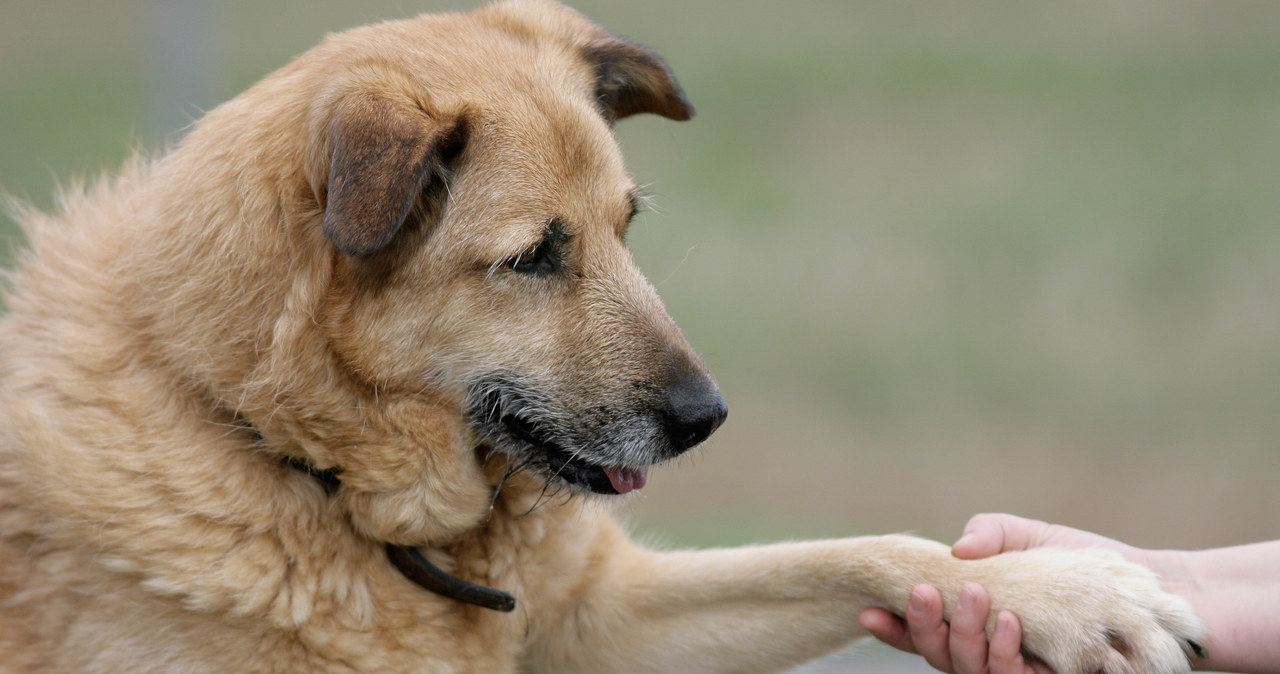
top-left (1132, 548), bottom-right (1197, 596)
top-left (1144, 545), bottom-right (1280, 673)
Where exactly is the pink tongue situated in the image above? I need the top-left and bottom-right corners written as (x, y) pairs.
top-left (603, 467), bottom-right (648, 494)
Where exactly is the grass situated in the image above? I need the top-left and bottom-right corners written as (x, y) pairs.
top-left (3, 0), bottom-right (1279, 549)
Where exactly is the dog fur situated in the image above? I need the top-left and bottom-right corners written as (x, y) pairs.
top-left (0, 1), bottom-right (1204, 672)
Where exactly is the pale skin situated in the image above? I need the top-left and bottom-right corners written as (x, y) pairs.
top-left (858, 513), bottom-right (1280, 674)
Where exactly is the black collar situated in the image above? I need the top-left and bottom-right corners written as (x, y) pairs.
top-left (283, 454), bottom-right (516, 612)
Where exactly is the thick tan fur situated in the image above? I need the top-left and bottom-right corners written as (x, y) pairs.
top-left (0, 2), bottom-right (1203, 672)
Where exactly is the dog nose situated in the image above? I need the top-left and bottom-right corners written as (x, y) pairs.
top-left (660, 372), bottom-right (728, 453)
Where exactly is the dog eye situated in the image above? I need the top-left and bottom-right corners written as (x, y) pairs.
top-left (507, 240), bottom-right (557, 275)
top-left (505, 219), bottom-right (567, 276)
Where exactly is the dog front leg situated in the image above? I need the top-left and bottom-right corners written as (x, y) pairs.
top-left (528, 533), bottom-right (953, 674)
top-left (529, 532), bottom-right (1201, 674)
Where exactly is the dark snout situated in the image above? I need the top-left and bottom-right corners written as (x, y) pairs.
top-left (660, 368), bottom-right (728, 454)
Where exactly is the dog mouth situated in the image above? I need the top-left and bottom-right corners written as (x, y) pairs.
top-left (464, 375), bottom-right (655, 496)
top-left (496, 412), bottom-right (646, 495)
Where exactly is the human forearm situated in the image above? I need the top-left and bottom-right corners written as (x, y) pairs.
top-left (1154, 542), bottom-right (1280, 673)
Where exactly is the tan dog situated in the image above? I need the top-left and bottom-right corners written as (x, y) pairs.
top-left (0, 1), bottom-right (1203, 672)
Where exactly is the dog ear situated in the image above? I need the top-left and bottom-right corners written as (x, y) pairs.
top-left (318, 93), bottom-right (467, 256)
top-left (584, 37), bottom-right (694, 122)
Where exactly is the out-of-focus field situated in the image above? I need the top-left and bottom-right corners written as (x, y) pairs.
top-left (2, 0), bottom-right (1277, 641)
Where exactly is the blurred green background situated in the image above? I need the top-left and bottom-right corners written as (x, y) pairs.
top-left (3, 1), bottom-right (1279, 557)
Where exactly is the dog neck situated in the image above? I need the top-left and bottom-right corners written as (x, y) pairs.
top-left (283, 453), bottom-right (517, 612)
top-left (282, 455), bottom-right (342, 495)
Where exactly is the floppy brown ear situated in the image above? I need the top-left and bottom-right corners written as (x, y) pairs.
top-left (584, 37), bottom-right (694, 122)
top-left (319, 93), bottom-right (467, 256)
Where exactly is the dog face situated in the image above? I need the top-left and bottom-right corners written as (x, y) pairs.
top-left (308, 2), bottom-right (725, 499)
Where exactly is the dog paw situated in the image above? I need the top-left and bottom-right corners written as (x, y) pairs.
top-left (977, 548), bottom-right (1205, 674)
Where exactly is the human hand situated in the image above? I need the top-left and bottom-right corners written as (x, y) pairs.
top-left (948, 513), bottom-right (1138, 563)
top-left (858, 514), bottom-right (1143, 673)
top-left (858, 582), bottom-right (1049, 674)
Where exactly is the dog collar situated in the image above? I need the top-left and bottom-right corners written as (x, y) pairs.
top-left (283, 455), bottom-right (517, 612)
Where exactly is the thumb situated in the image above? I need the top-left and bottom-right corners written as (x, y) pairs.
top-left (952, 513), bottom-right (1051, 559)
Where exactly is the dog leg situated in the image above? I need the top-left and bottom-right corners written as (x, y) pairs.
top-left (528, 533), bottom-right (1202, 674)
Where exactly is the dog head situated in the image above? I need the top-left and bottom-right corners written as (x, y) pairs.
top-left (280, 0), bottom-right (723, 540)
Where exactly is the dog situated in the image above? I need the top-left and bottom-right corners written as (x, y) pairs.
top-left (0, 1), bottom-right (1204, 672)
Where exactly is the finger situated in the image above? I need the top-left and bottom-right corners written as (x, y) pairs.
top-left (987, 610), bottom-right (1033, 674)
top-left (858, 608), bottom-right (915, 653)
top-left (905, 584), bottom-right (954, 672)
top-left (948, 583), bottom-right (992, 674)
top-left (953, 513), bottom-right (1049, 559)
